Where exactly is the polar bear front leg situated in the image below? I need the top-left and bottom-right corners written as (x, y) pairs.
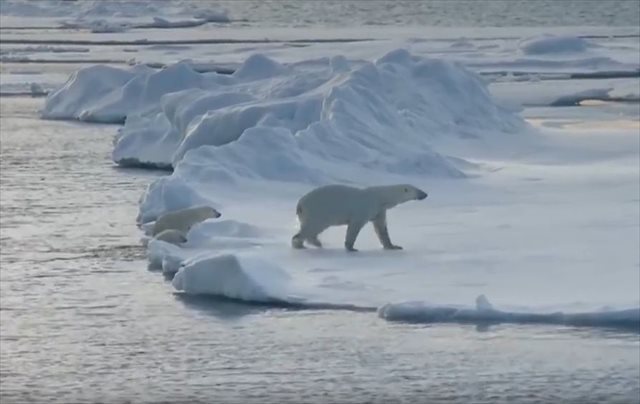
top-left (373, 211), bottom-right (402, 250)
top-left (345, 219), bottom-right (366, 252)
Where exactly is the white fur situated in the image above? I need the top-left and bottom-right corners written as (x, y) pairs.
top-left (152, 205), bottom-right (221, 236)
top-left (153, 229), bottom-right (188, 245)
top-left (292, 184), bottom-right (427, 251)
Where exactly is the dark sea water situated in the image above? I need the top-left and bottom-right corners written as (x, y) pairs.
top-left (1, 0), bottom-right (639, 28)
top-left (218, 0), bottom-right (640, 28)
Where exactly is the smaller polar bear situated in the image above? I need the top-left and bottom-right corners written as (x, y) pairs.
top-left (292, 184), bottom-right (427, 252)
top-left (152, 205), bottom-right (221, 237)
top-left (153, 229), bottom-right (188, 245)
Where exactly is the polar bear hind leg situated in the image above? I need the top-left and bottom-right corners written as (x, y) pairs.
top-left (291, 232), bottom-right (305, 249)
top-left (292, 220), bottom-right (325, 249)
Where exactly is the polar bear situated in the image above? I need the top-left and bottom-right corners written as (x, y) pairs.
top-left (292, 184), bottom-right (427, 252)
top-left (153, 229), bottom-right (188, 245)
top-left (152, 205), bottom-right (221, 237)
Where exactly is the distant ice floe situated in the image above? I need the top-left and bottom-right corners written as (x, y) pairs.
top-left (191, 10), bottom-right (230, 23)
top-left (490, 77), bottom-right (640, 109)
top-left (1, 0), bottom-right (232, 32)
top-left (520, 35), bottom-right (595, 55)
top-left (1, 0), bottom-right (231, 22)
top-left (60, 14), bottom-right (232, 32)
top-left (60, 19), bottom-right (129, 33)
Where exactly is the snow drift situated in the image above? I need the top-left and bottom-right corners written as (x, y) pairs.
top-left (41, 50), bottom-right (525, 176)
top-left (171, 254), bottom-right (292, 302)
top-left (126, 51), bottom-right (529, 227)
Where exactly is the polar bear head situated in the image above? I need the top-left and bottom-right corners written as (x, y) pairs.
top-left (393, 184), bottom-right (428, 203)
top-left (192, 205), bottom-right (222, 220)
top-left (365, 184), bottom-right (428, 210)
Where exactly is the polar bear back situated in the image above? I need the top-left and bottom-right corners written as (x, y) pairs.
top-left (297, 185), bottom-right (381, 226)
top-left (152, 206), bottom-right (220, 236)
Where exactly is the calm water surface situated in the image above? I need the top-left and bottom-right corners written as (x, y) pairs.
top-left (218, 0), bottom-right (640, 28)
top-left (2, 0), bottom-right (639, 28)
top-left (1, 97), bottom-right (639, 403)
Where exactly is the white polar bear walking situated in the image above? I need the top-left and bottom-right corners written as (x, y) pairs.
top-left (292, 184), bottom-right (428, 252)
top-left (152, 205), bottom-right (221, 237)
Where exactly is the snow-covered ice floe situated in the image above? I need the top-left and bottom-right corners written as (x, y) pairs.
top-left (42, 48), bottom-right (640, 331)
top-left (379, 296), bottom-right (640, 330)
top-left (156, 246), bottom-right (639, 329)
top-left (168, 249), bottom-right (639, 330)
top-left (41, 49), bottom-right (525, 171)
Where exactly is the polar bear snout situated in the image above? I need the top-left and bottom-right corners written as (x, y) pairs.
top-left (202, 206), bottom-right (222, 218)
top-left (399, 185), bottom-right (427, 201)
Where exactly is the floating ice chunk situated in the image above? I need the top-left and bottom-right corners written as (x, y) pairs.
top-left (137, 17), bottom-right (207, 29)
top-left (60, 19), bottom-right (130, 33)
top-left (520, 35), bottom-right (594, 55)
top-left (378, 296), bottom-right (640, 329)
top-left (549, 88), bottom-right (613, 106)
top-left (192, 9), bottom-right (231, 23)
top-left (171, 254), bottom-right (291, 302)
